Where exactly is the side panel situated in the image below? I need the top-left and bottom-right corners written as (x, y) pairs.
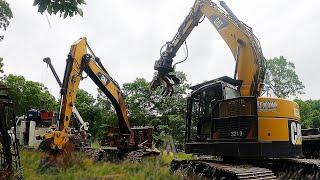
top-left (258, 118), bottom-right (289, 142)
top-left (257, 97), bottom-right (300, 120)
top-left (256, 97), bottom-right (302, 157)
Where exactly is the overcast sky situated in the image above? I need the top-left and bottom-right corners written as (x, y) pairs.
top-left (1, 0), bottom-right (319, 100)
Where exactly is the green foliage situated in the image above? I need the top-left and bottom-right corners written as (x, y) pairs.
top-left (161, 151), bottom-right (193, 165)
top-left (75, 89), bottom-right (118, 138)
top-left (295, 99), bottom-right (320, 128)
top-left (0, 0), bottom-right (13, 41)
top-left (123, 71), bottom-right (189, 147)
top-left (33, 0), bottom-right (86, 18)
top-left (3, 74), bottom-right (58, 115)
top-left (0, 0), bottom-right (12, 27)
top-left (21, 149), bottom-right (183, 179)
top-left (84, 72), bottom-right (188, 147)
top-left (75, 89), bottom-right (96, 135)
top-left (76, 89), bottom-right (95, 108)
top-left (94, 89), bottom-right (118, 135)
top-left (265, 56), bottom-right (305, 98)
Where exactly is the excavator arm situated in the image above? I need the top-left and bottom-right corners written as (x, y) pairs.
top-left (44, 38), bottom-right (133, 150)
top-left (151, 0), bottom-right (266, 97)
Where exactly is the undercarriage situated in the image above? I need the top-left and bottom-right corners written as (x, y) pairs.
top-left (170, 157), bottom-right (320, 179)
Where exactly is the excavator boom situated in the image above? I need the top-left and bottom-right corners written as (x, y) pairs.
top-left (151, 0), bottom-right (266, 97)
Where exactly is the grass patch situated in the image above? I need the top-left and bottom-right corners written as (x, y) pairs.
top-left (161, 151), bottom-right (193, 165)
top-left (20, 149), bottom-right (191, 179)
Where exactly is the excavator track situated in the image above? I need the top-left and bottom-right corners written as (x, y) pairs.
top-left (257, 158), bottom-right (320, 179)
top-left (170, 159), bottom-right (276, 179)
top-left (171, 158), bottom-right (320, 179)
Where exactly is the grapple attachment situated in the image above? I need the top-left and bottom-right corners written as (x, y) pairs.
top-left (150, 54), bottom-right (180, 96)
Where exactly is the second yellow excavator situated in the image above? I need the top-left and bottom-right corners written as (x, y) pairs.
top-left (42, 38), bottom-right (154, 160)
top-left (151, 0), bottom-right (319, 179)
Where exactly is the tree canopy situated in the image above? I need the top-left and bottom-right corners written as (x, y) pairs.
top-left (295, 99), bottom-right (320, 129)
top-left (33, 0), bottom-right (86, 18)
top-left (265, 56), bottom-right (305, 98)
top-left (3, 74), bottom-right (58, 115)
top-left (122, 71), bottom-right (189, 147)
top-left (74, 89), bottom-right (119, 138)
top-left (0, 0), bottom-right (13, 41)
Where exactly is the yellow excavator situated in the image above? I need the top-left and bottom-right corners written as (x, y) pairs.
top-left (151, 0), bottom-right (319, 179)
top-left (42, 38), bottom-right (154, 160)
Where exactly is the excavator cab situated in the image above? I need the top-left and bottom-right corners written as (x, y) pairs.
top-left (185, 76), bottom-right (258, 156)
top-left (186, 77), bottom-right (240, 141)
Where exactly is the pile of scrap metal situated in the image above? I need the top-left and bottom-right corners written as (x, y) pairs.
top-left (0, 84), bottom-right (22, 179)
top-left (93, 126), bottom-right (158, 162)
top-left (68, 128), bottom-right (91, 151)
top-left (100, 126), bottom-right (154, 149)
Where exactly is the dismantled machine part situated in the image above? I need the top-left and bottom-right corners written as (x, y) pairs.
top-left (151, 0), bottom-right (319, 179)
top-left (0, 84), bottom-right (22, 179)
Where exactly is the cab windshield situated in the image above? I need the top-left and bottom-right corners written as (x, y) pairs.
top-left (225, 86), bottom-right (240, 99)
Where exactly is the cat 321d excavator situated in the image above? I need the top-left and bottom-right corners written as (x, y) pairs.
top-left (41, 38), bottom-right (155, 163)
top-left (151, 0), bottom-right (320, 179)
